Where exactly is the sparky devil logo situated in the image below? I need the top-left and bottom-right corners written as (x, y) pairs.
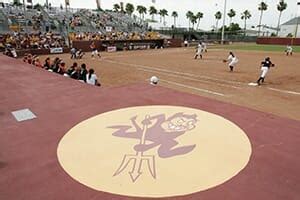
top-left (108, 112), bottom-right (198, 183)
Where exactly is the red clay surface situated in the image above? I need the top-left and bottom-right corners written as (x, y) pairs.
top-left (1, 55), bottom-right (300, 200)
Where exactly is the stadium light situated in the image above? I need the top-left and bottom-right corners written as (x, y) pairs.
top-left (221, 0), bottom-right (227, 44)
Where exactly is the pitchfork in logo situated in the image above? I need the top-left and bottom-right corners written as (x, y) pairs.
top-left (113, 115), bottom-right (156, 182)
top-left (110, 113), bottom-right (198, 183)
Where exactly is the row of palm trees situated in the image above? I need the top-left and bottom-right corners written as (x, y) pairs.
top-left (114, 1), bottom-right (288, 35)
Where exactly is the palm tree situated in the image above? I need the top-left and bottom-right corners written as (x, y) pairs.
top-left (215, 11), bottom-right (222, 31)
top-left (191, 14), bottom-right (198, 30)
top-left (149, 6), bottom-right (157, 21)
top-left (241, 10), bottom-right (252, 36)
top-left (113, 3), bottom-right (120, 12)
top-left (125, 3), bottom-right (135, 16)
top-left (258, 1), bottom-right (268, 36)
top-left (276, 0), bottom-right (287, 35)
top-left (137, 5), bottom-right (147, 20)
top-left (186, 11), bottom-right (193, 30)
top-left (158, 10), bottom-right (164, 23)
top-left (171, 11), bottom-right (178, 27)
top-left (160, 9), bottom-right (168, 26)
top-left (196, 12), bottom-right (204, 30)
top-left (227, 9), bottom-right (236, 25)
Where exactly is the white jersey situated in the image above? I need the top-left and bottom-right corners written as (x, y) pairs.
top-left (286, 46), bottom-right (293, 53)
top-left (196, 44), bottom-right (204, 54)
top-left (86, 74), bottom-right (98, 85)
top-left (228, 55), bottom-right (239, 66)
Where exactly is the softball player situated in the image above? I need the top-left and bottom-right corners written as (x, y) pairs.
top-left (257, 57), bottom-right (275, 85)
top-left (90, 41), bottom-right (101, 59)
top-left (202, 42), bottom-right (208, 52)
top-left (194, 42), bottom-right (203, 59)
top-left (224, 52), bottom-right (239, 72)
top-left (286, 45), bottom-right (293, 56)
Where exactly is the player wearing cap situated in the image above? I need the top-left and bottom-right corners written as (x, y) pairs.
top-left (257, 57), bottom-right (275, 85)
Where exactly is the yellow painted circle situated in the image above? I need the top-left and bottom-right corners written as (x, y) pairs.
top-left (57, 106), bottom-right (252, 198)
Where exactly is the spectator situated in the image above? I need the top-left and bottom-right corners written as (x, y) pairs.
top-left (55, 62), bottom-right (66, 75)
top-left (86, 69), bottom-right (100, 86)
top-left (79, 63), bottom-right (88, 82)
top-left (67, 62), bottom-right (79, 79)
top-left (43, 57), bottom-right (51, 70)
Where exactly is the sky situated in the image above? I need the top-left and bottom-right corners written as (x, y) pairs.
top-left (3, 0), bottom-right (300, 30)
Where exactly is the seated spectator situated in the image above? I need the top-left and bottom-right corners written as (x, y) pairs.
top-left (79, 63), bottom-right (88, 82)
top-left (51, 57), bottom-right (61, 72)
top-left (43, 57), bottom-right (51, 70)
top-left (23, 55), bottom-right (28, 63)
top-left (66, 62), bottom-right (79, 79)
top-left (33, 56), bottom-right (42, 68)
top-left (86, 69), bottom-right (100, 86)
top-left (55, 62), bottom-right (66, 75)
top-left (27, 54), bottom-right (33, 64)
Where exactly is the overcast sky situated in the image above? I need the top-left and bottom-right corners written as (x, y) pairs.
top-left (3, 0), bottom-right (300, 30)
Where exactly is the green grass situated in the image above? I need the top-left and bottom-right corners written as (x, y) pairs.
top-left (211, 43), bottom-right (300, 52)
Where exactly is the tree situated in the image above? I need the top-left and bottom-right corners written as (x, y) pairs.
top-left (191, 14), bottom-right (198, 30)
top-left (258, 1), bottom-right (268, 36)
top-left (13, 0), bottom-right (22, 6)
top-left (33, 3), bottom-right (42, 9)
top-left (160, 9), bottom-right (168, 26)
top-left (241, 10), bottom-right (252, 36)
top-left (276, 0), bottom-right (287, 35)
top-left (158, 10), bottom-right (163, 23)
top-left (136, 5), bottom-right (147, 20)
top-left (227, 9), bottom-right (236, 25)
top-left (186, 11), bottom-right (193, 30)
top-left (215, 11), bottom-right (222, 31)
top-left (125, 3), bottom-right (135, 16)
top-left (196, 12), bottom-right (204, 30)
top-left (149, 6), bottom-right (157, 21)
top-left (171, 11), bottom-right (178, 28)
top-left (113, 3), bottom-right (120, 12)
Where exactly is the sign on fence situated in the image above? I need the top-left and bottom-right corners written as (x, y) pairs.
top-left (107, 46), bottom-right (117, 52)
top-left (50, 47), bottom-right (63, 54)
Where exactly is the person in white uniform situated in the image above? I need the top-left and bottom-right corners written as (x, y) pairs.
top-left (224, 52), bottom-right (239, 72)
top-left (194, 42), bottom-right (204, 59)
top-left (286, 45), bottom-right (293, 56)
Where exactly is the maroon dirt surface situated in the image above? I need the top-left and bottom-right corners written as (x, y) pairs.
top-left (1, 55), bottom-right (300, 200)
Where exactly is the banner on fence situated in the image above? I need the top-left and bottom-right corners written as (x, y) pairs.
top-left (107, 46), bottom-right (117, 52)
top-left (50, 47), bottom-right (63, 54)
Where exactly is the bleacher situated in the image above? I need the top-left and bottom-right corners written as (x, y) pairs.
top-left (0, 4), bottom-right (149, 35)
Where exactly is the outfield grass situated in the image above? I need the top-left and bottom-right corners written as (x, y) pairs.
top-left (211, 43), bottom-right (300, 52)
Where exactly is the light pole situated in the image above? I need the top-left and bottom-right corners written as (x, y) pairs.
top-left (221, 0), bottom-right (227, 44)
top-left (295, 2), bottom-right (300, 38)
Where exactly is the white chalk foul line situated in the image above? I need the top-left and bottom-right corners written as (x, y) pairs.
top-left (139, 68), bottom-right (241, 90)
top-left (267, 87), bottom-right (300, 95)
top-left (160, 79), bottom-right (226, 97)
top-left (104, 59), bottom-right (300, 97)
top-left (105, 59), bottom-right (244, 87)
